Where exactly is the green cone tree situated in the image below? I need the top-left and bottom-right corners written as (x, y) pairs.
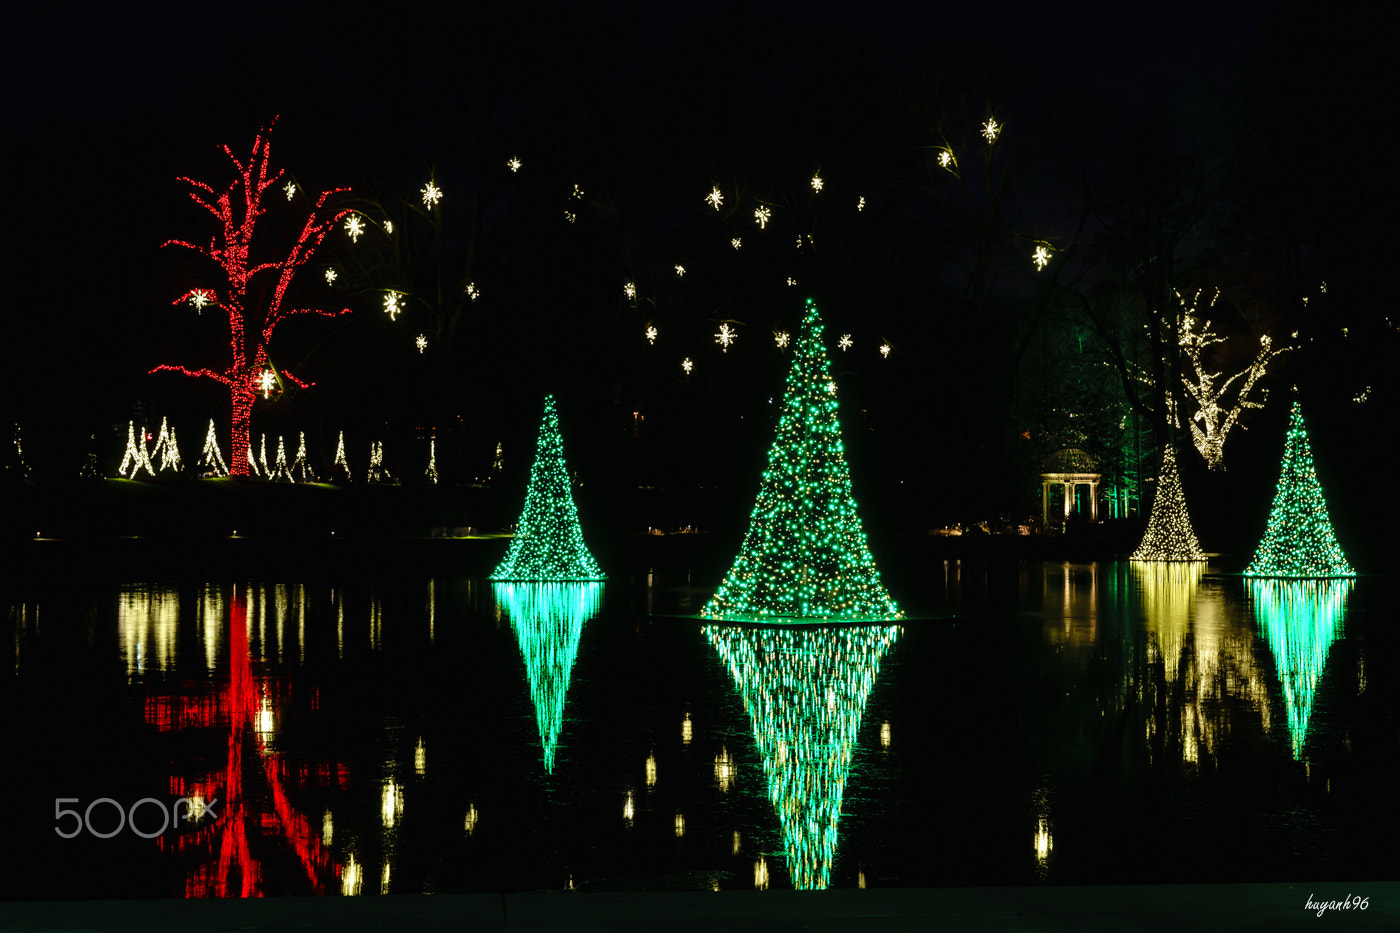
top-left (700, 299), bottom-right (901, 621)
top-left (1245, 401), bottom-right (1354, 577)
top-left (1130, 444), bottom-right (1206, 561)
top-left (490, 395), bottom-right (606, 581)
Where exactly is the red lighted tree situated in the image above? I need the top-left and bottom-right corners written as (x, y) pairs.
top-left (153, 119), bottom-right (351, 476)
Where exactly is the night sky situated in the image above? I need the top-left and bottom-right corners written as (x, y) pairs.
top-left (6, 1), bottom-right (1390, 559)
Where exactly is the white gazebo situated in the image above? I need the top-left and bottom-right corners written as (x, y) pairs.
top-left (1041, 448), bottom-right (1101, 525)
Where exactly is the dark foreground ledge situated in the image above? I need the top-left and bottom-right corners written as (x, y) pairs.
top-left (2, 883), bottom-right (1397, 932)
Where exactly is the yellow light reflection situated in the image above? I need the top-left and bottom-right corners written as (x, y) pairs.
top-left (382, 779), bottom-right (403, 829)
top-left (415, 739), bottom-right (426, 776)
top-left (465, 803), bottom-right (478, 834)
top-left (646, 752), bottom-right (657, 788)
top-left (732, 830), bottom-right (741, 856)
top-left (715, 746), bottom-right (735, 792)
top-left (880, 721), bottom-right (891, 749)
top-left (117, 585), bottom-right (180, 677)
top-left (342, 854), bottom-right (362, 895)
top-left (380, 861), bottom-right (391, 895)
top-left (623, 791), bottom-right (634, 824)
top-left (674, 812), bottom-right (685, 837)
top-left (323, 810), bottom-right (333, 847)
top-left (754, 856), bottom-right (770, 890)
top-left (682, 713), bottom-right (693, 745)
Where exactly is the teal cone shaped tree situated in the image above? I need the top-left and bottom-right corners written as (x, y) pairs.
top-left (1252, 579), bottom-right (1351, 759)
top-left (705, 623), bottom-right (900, 889)
top-left (1245, 401), bottom-right (1354, 577)
top-left (700, 298), bottom-right (901, 621)
top-left (1130, 444), bottom-right (1206, 561)
top-left (495, 582), bottom-right (602, 773)
top-left (491, 395), bottom-right (606, 581)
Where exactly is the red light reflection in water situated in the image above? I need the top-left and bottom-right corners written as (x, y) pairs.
top-left (144, 586), bottom-right (341, 896)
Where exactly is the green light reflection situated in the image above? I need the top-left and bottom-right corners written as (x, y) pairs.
top-left (1251, 579), bottom-right (1351, 759)
top-left (494, 582), bottom-right (603, 773)
top-left (704, 623), bottom-right (899, 889)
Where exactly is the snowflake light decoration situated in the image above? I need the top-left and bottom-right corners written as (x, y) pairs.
top-left (675, 264), bottom-right (686, 278)
top-left (624, 281), bottom-right (636, 300)
top-left (384, 220), bottom-right (393, 234)
top-left (879, 343), bottom-right (890, 358)
top-left (466, 282), bottom-right (480, 301)
top-left (283, 181), bottom-right (296, 201)
top-left (260, 370), bottom-right (276, 398)
top-left (715, 323), bottom-right (737, 352)
top-left (564, 211), bottom-right (576, 223)
top-left (189, 289), bottom-right (214, 312)
top-left (857, 196), bottom-right (865, 211)
top-left (345, 215), bottom-right (364, 242)
top-left (786, 277), bottom-right (797, 287)
top-left (324, 268), bottom-right (337, 284)
top-left (826, 380), bottom-right (838, 395)
top-left (707, 186), bottom-right (724, 210)
top-left (507, 157), bottom-right (522, 172)
top-left (416, 334), bottom-right (428, 353)
top-left (755, 206), bottom-right (772, 229)
top-left (981, 118), bottom-right (1000, 141)
top-left (938, 149), bottom-right (954, 170)
top-left (811, 174), bottom-right (823, 192)
top-left (838, 334), bottom-right (853, 351)
top-left (775, 331), bottom-right (790, 349)
top-left (571, 183), bottom-right (584, 200)
top-left (1033, 245), bottom-right (1051, 270)
top-left (645, 325), bottom-right (658, 344)
top-left (731, 238), bottom-right (742, 249)
top-left (384, 292), bottom-right (403, 320)
top-left (682, 357), bottom-right (693, 374)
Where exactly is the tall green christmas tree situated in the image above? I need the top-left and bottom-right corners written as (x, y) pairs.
top-left (495, 582), bottom-right (603, 773)
top-left (1245, 401), bottom-right (1354, 577)
top-left (700, 298), bottom-right (901, 621)
top-left (491, 395), bottom-right (606, 581)
top-left (1130, 444), bottom-right (1206, 561)
top-left (705, 623), bottom-right (900, 889)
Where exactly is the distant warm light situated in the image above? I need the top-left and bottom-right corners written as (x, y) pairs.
top-left (466, 282), bottom-right (480, 301)
top-left (381, 779), bottom-right (403, 828)
top-left (714, 746), bottom-right (734, 792)
top-left (324, 268), bottom-right (337, 284)
top-left (260, 370), bottom-right (276, 398)
top-left (507, 156), bottom-right (522, 172)
top-left (564, 210), bottom-right (576, 223)
top-left (1033, 245), bottom-right (1051, 270)
top-left (838, 334), bottom-right (853, 351)
top-left (645, 325), bottom-right (657, 344)
top-left (857, 196), bottom-right (865, 211)
top-left (416, 334), bottom-right (428, 353)
top-left (786, 277), bottom-right (797, 287)
top-left (1034, 818), bottom-right (1052, 863)
top-left (1354, 386), bottom-right (1371, 404)
top-left (342, 854), bottom-right (362, 895)
top-left (189, 289), bottom-right (214, 312)
top-left (755, 206), bottom-right (772, 228)
top-left (384, 292), bottom-right (402, 320)
top-left (879, 343), bottom-right (890, 358)
top-left (623, 791), bottom-right (634, 824)
top-left (682, 357), bottom-right (693, 374)
top-left (811, 173), bottom-right (823, 192)
top-left (675, 264), bottom-right (686, 277)
top-left (571, 183), bottom-right (584, 200)
top-left (345, 215), bottom-right (364, 242)
top-left (283, 181), bottom-right (296, 200)
top-left (415, 738), bottom-right (426, 775)
top-left (938, 149), bottom-right (954, 170)
top-left (707, 186), bottom-right (724, 210)
top-left (383, 219), bottom-right (393, 234)
top-left (880, 721), bottom-right (891, 748)
top-left (715, 323), bottom-right (737, 351)
top-left (674, 812), bottom-right (685, 837)
top-left (731, 237), bottom-right (742, 249)
top-left (775, 331), bottom-right (790, 349)
top-left (982, 118), bottom-right (1000, 141)
top-left (624, 281), bottom-right (636, 300)
top-left (646, 751), bottom-right (658, 786)
top-left (754, 857), bottom-right (769, 890)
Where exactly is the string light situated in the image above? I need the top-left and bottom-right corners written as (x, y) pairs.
top-left (260, 370), bottom-right (276, 398)
top-left (645, 325), bottom-right (657, 344)
top-left (700, 299), bottom-right (903, 621)
top-left (1032, 245), bottom-right (1051, 270)
top-left (857, 196), bottom-right (865, 211)
top-left (879, 343), bottom-right (890, 358)
top-left (1129, 445), bottom-right (1206, 561)
top-left (624, 281), bottom-right (636, 300)
top-left (715, 322), bottom-right (737, 352)
top-left (334, 431), bottom-right (350, 480)
top-left (153, 417), bottom-right (182, 473)
top-left (200, 418), bottom-right (229, 476)
top-left (507, 157), bottom-right (522, 172)
top-left (775, 331), bottom-right (790, 349)
top-left (466, 282), bottom-right (480, 301)
top-left (838, 334), bottom-right (853, 351)
top-left (118, 421), bottom-right (154, 478)
top-left (367, 441), bottom-right (391, 483)
top-left (938, 149), bottom-right (955, 171)
top-left (981, 118), bottom-right (1000, 141)
top-left (151, 120), bottom-right (351, 476)
top-left (271, 435), bottom-right (291, 482)
top-left (425, 437), bottom-right (437, 484)
top-left (675, 264), bottom-right (686, 278)
top-left (682, 357), bottom-right (693, 374)
top-left (731, 238), bottom-right (742, 249)
top-left (811, 174), bottom-right (823, 192)
top-left (420, 181), bottom-right (442, 207)
top-left (755, 206), bottom-right (772, 229)
top-left (571, 183), bottom-right (584, 199)
top-left (345, 216), bottom-right (364, 242)
top-left (786, 277), bottom-right (797, 287)
top-left (189, 289), bottom-right (214, 312)
top-left (384, 292), bottom-right (403, 320)
top-left (1244, 401), bottom-right (1354, 578)
top-left (490, 395), bottom-right (607, 581)
top-left (291, 432), bottom-right (316, 482)
top-left (324, 268), bottom-right (337, 284)
top-left (707, 186), bottom-right (723, 210)
top-left (416, 334), bottom-right (428, 353)
top-left (383, 220), bottom-right (393, 234)
top-left (284, 181), bottom-right (296, 200)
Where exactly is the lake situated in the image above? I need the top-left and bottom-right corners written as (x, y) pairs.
top-left (4, 554), bottom-right (1395, 899)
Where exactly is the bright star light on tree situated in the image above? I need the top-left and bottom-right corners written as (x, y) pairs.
top-left (324, 268), bottom-right (337, 284)
top-left (645, 325), bottom-right (657, 344)
top-left (755, 206), bottom-right (772, 228)
top-left (383, 219), bottom-right (393, 234)
top-left (260, 370), bottom-right (276, 399)
top-left (731, 238), bottom-right (742, 249)
top-left (707, 186), bottom-right (724, 210)
top-left (938, 149), bottom-right (955, 170)
top-left (715, 323), bottom-right (737, 352)
top-left (624, 281), bottom-right (636, 300)
top-left (682, 357), bottom-right (693, 374)
top-left (466, 282), bottom-right (480, 301)
top-left (345, 216), bottom-right (364, 242)
top-left (507, 157), bottom-right (522, 172)
top-left (283, 181), bottom-right (296, 200)
top-left (786, 277), bottom-right (797, 287)
top-left (775, 331), bottom-right (790, 349)
top-left (857, 196), bottom-right (865, 211)
top-left (879, 343), bottom-right (890, 358)
top-left (416, 334), bottom-right (427, 353)
top-left (675, 264), bottom-right (686, 278)
top-left (981, 118), bottom-right (1000, 141)
top-left (838, 334), bottom-right (853, 351)
top-left (827, 380), bottom-right (837, 395)
top-left (189, 289), bottom-right (214, 312)
top-left (1033, 245), bottom-right (1051, 270)
top-left (384, 292), bottom-right (403, 320)
top-left (811, 174), bottom-right (823, 192)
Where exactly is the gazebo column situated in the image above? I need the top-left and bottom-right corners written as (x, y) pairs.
top-left (1041, 481), bottom-right (1050, 525)
top-left (1090, 479), bottom-right (1099, 520)
top-left (1063, 482), bottom-right (1073, 520)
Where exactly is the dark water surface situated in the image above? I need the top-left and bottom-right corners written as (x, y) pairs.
top-left (4, 558), bottom-right (1396, 899)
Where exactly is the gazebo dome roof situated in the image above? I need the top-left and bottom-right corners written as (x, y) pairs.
top-left (1042, 448), bottom-right (1098, 474)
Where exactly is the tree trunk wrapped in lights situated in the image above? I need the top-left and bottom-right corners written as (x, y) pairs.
top-left (152, 119), bottom-right (351, 477)
top-left (1130, 443), bottom-right (1206, 561)
top-left (1244, 401), bottom-right (1355, 578)
top-left (490, 395), bottom-right (606, 581)
top-left (700, 299), bottom-right (901, 622)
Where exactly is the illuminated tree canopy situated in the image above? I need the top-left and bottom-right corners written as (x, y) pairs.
top-left (490, 395), bottom-right (606, 581)
top-left (1244, 401), bottom-right (1354, 578)
top-left (701, 299), bottom-right (901, 622)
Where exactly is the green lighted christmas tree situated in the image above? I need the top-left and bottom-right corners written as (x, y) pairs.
top-left (700, 299), bottom-right (901, 622)
top-left (1130, 443), bottom-right (1206, 561)
top-left (1245, 401), bottom-right (1354, 577)
top-left (490, 395), bottom-right (606, 581)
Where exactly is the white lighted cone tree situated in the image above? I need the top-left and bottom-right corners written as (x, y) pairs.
top-left (1130, 444), bottom-right (1206, 561)
top-left (200, 419), bottom-right (229, 476)
top-left (700, 298), bottom-right (900, 620)
top-left (119, 422), bottom-right (155, 478)
top-left (490, 395), bottom-right (606, 581)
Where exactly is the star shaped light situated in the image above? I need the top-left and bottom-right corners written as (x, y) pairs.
top-left (682, 357), bottom-right (693, 374)
top-left (838, 334), bottom-right (853, 351)
top-left (345, 216), bottom-right (364, 242)
top-left (707, 186), bottom-right (724, 210)
top-left (755, 206), bottom-right (771, 229)
top-left (775, 331), bottom-right (790, 349)
top-left (384, 292), bottom-right (403, 320)
top-left (283, 181), bottom-right (296, 201)
top-left (731, 237), bottom-right (742, 249)
top-left (645, 325), bottom-right (657, 344)
top-left (675, 264), bottom-right (686, 278)
top-left (715, 323), bottom-right (736, 351)
top-left (260, 370), bottom-right (276, 398)
top-left (879, 343), bottom-right (891, 358)
top-left (624, 281), bottom-right (636, 300)
top-left (416, 334), bottom-right (428, 353)
top-left (465, 282), bottom-right (480, 301)
top-left (1032, 245), bottom-right (1051, 270)
top-left (938, 150), bottom-right (954, 170)
top-left (811, 174), bottom-right (823, 192)
top-left (189, 289), bottom-right (213, 312)
top-left (981, 118), bottom-right (1000, 142)
top-left (324, 268), bottom-right (337, 285)
top-left (507, 157), bottom-right (522, 172)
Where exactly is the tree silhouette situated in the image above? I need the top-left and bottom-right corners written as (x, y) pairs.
top-left (153, 119), bottom-right (351, 476)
